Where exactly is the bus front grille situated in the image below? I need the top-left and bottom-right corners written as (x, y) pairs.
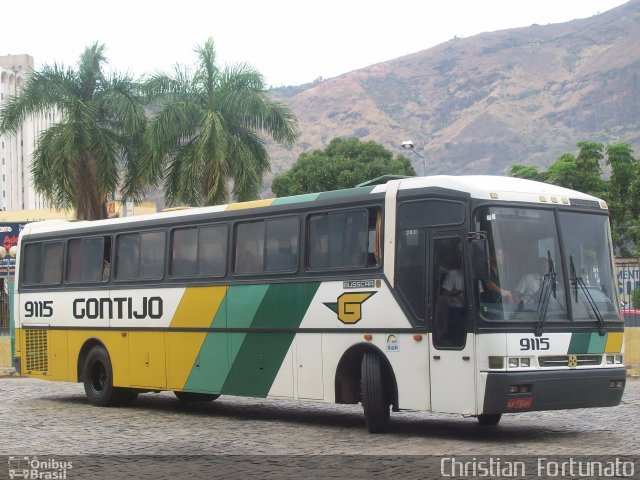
top-left (25, 329), bottom-right (48, 374)
top-left (538, 355), bottom-right (602, 367)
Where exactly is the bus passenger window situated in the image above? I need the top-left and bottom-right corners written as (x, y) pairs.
top-left (140, 231), bottom-right (165, 279)
top-left (23, 243), bottom-right (43, 284)
top-left (67, 237), bottom-right (105, 283)
top-left (198, 225), bottom-right (227, 276)
top-left (307, 208), bottom-right (377, 270)
top-left (42, 242), bottom-right (64, 284)
top-left (308, 215), bottom-right (329, 269)
top-left (116, 233), bottom-right (140, 280)
top-left (235, 222), bottom-right (265, 274)
top-left (171, 228), bottom-right (198, 277)
top-left (265, 217), bottom-right (298, 272)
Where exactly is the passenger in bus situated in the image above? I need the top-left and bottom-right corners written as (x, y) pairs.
top-left (516, 257), bottom-right (549, 304)
top-left (480, 248), bottom-right (513, 303)
top-left (440, 249), bottom-right (466, 344)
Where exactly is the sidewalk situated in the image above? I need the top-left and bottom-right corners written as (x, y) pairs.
top-left (0, 367), bottom-right (17, 377)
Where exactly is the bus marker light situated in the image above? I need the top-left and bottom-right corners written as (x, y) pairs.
top-left (121, 332), bottom-right (127, 337)
top-left (490, 192), bottom-right (499, 199)
top-left (413, 334), bottom-right (422, 341)
top-left (539, 195), bottom-right (547, 202)
top-left (363, 334), bottom-right (373, 341)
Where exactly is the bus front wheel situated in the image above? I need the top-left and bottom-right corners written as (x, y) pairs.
top-left (361, 352), bottom-right (390, 433)
top-left (477, 413), bottom-right (502, 426)
top-left (174, 391), bottom-right (220, 402)
top-left (83, 345), bottom-right (138, 407)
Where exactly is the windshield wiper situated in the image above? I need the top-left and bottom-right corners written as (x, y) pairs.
top-left (570, 255), bottom-right (606, 336)
top-left (534, 251), bottom-right (556, 337)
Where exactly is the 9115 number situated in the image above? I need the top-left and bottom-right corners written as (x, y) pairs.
top-left (520, 337), bottom-right (550, 350)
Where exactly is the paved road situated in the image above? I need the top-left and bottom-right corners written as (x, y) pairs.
top-left (1, 377), bottom-right (638, 478)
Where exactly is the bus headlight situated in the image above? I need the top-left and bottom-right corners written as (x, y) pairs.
top-left (489, 356), bottom-right (504, 369)
top-left (520, 358), bottom-right (531, 368)
top-left (508, 358), bottom-right (520, 368)
top-left (615, 355), bottom-right (623, 364)
top-left (606, 355), bottom-right (614, 364)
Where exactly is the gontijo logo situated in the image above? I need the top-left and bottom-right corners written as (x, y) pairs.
top-left (324, 292), bottom-right (376, 324)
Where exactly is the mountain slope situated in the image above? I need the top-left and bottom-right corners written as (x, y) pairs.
top-left (267, 0), bottom-right (640, 188)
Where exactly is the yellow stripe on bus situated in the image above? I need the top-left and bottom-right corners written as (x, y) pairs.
top-left (167, 286), bottom-right (227, 390)
top-left (604, 332), bottom-right (624, 353)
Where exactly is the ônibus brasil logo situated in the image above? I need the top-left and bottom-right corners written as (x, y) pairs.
top-left (8, 456), bottom-right (73, 479)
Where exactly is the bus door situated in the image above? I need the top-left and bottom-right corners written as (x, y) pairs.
top-left (428, 233), bottom-right (476, 414)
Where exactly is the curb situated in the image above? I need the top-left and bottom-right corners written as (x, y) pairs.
top-left (0, 368), bottom-right (19, 377)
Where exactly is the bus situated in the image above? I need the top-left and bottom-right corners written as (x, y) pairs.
top-left (13, 175), bottom-right (626, 433)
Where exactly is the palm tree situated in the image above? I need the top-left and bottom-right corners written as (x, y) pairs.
top-left (144, 38), bottom-right (299, 206)
top-left (0, 43), bottom-right (148, 220)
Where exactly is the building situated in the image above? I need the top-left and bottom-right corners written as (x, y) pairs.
top-left (0, 54), bottom-right (61, 211)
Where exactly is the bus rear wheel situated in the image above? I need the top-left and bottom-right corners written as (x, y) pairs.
top-left (477, 413), bottom-right (502, 426)
top-left (361, 352), bottom-right (390, 433)
top-left (83, 345), bottom-right (138, 407)
top-left (174, 391), bottom-right (220, 402)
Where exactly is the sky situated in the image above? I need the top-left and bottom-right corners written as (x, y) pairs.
top-left (0, 0), bottom-right (630, 87)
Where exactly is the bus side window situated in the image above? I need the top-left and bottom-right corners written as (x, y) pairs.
top-left (171, 228), bottom-right (198, 277)
top-left (198, 224), bottom-right (227, 276)
top-left (116, 233), bottom-right (140, 280)
top-left (265, 217), bottom-right (298, 272)
top-left (139, 231), bottom-right (165, 279)
top-left (235, 221), bottom-right (265, 274)
top-left (67, 237), bottom-right (105, 283)
top-left (307, 208), bottom-right (378, 271)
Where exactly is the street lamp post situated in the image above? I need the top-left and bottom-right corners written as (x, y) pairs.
top-left (401, 140), bottom-right (425, 176)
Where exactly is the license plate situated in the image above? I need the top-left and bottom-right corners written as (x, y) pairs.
top-left (506, 397), bottom-right (533, 410)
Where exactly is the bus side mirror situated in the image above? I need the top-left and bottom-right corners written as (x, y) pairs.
top-left (471, 238), bottom-right (490, 281)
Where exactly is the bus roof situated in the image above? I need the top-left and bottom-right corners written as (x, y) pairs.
top-left (20, 175), bottom-right (604, 237)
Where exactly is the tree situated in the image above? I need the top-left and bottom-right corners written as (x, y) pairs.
top-left (510, 141), bottom-right (640, 256)
top-left (271, 137), bottom-right (416, 196)
top-left (0, 43), bottom-right (148, 220)
top-left (143, 38), bottom-right (299, 206)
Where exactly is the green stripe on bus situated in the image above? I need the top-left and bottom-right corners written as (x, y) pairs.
top-left (222, 282), bottom-right (320, 397)
top-left (567, 333), bottom-right (591, 354)
top-left (183, 285), bottom-right (269, 393)
top-left (316, 186), bottom-right (375, 201)
top-left (272, 193), bottom-right (320, 205)
top-left (586, 332), bottom-right (607, 354)
top-left (567, 332), bottom-right (607, 354)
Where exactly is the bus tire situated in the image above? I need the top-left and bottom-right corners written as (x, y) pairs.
top-left (361, 351), bottom-right (390, 433)
top-left (174, 391), bottom-right (220, 402)
top-left (83, 345), bottom-right (136, 407)
top-left (477, 413), bottom-right (502, 426)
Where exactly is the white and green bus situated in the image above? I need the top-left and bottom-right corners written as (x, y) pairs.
top-left (14, 175), bottom-right (626, 433)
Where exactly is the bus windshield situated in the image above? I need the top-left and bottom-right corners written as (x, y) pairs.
top-left (474, 206), bottom-right (619, 323)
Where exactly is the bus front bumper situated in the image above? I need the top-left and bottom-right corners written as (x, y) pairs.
top-left (482, 368), bottom-right (626, 414)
